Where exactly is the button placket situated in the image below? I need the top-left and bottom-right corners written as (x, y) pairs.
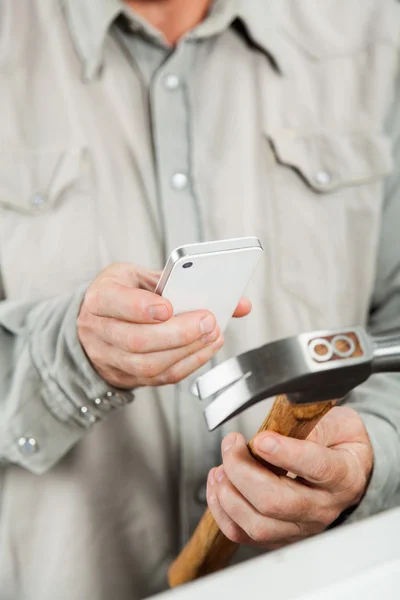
top-left (170, 172), bottom-right (189, 190)
top-left (150, 43), bottom-right (203, 256)
top-left (150, 44), bottom-right (219, 544)
top-left (163, 73), bottom-right (181, 91)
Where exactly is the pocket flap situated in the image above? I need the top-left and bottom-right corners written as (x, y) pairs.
top-left (268, 129), bottom-right (393, 193)
top-left (0, 147), bottom-right (88, 214)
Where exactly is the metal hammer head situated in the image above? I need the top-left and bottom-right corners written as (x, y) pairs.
top-left (194, 326), bottom-right (374, 430)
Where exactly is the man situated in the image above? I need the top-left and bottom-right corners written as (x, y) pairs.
top-left (0, 0), bottom-right (399, 598)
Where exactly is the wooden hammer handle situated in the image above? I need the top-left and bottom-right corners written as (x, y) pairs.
top-left (168, 394), bottom-right (335, 587)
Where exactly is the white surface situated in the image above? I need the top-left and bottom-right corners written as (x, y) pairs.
top-left (160, 245), bottom-right (263, 332)
top-left (154, 508), bottom-right (400, 600)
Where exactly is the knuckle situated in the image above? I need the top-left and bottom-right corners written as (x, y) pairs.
top-left (164, 367), bottom-right (182, 385)
top-left (126, 331), bottom-right (146, 353)
top-left (153, 371), bottom-right (170, 386)
top-left (223, 521), bottom-right (243, 544)
top-left (193, 353), bottom-right (208, 370)
top-left (206, 489), bottom-right (219, 508)
top-left (182, 326), bottom-right (196, 346)
top-left (221, 450), bottom-right (235, 474)
top-left (217, 484), bottom-right (232, 512)
top-left (84, 286), bottom-right (102, 314)
top-left (77, 307), bottom-right (94, 332)
top-left (248, 522), bottom-right (269, 543)
top-left (193, 347), bottom-right (215, 369)
top-left (324, 510), bottom-right (339, 528)
top-left (256, 491), bottom-right (280, 517)
top-left (155, 363), bottom-right (186, 385)
top-left (319, 507), bottom-right (340, 528)
top-left (132, 357), bottom-right (160, 379)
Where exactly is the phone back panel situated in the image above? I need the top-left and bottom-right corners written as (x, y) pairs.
top-left (159, 246), bottom-right (263, 332)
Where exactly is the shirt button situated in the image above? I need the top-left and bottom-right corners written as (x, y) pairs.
top-left (314, 171), bottom-right (332, 186)
top-left (195, 483), bottom-right (207, 504)
top-left (93, 396), bottom-right (112, 410)
top-left (163, 73), bottom-right (180, 90)
top-left (18, 436), bottom-right (39, 455)
top-left (31, 193), bottom-right (46, 208)
top-left (171, 172), bottom-right (189, 191)
top-left (79, 406), bottom-right (96, 425)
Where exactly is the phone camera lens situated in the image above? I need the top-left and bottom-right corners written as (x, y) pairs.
top-left (182, 262), bottom-right (193, 269)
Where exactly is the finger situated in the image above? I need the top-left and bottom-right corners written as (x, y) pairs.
top-left (252, 431), bottom-right (350, 492)
top-left (206, 468), bottom-right (249, 545)
top-left (232, 297), bottom-right (252, 318)
top-left (220, 433), bottom-right (333, 523)
top-left (104, 328), bottom-right (222, 380)
top-left (94, 311), bottom-right (217, 353)
top-left (153, 334), bottom-right (224, 385)
top-left (85, 281), bottom-right (173, 323)
top-left (212, 466), bottom-right (309, 545)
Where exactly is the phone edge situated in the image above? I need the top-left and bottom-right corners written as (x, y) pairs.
top-left (154, 237), bottom-right (263, 296)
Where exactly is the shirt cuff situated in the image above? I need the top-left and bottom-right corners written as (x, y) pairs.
top-left (2, 285), bottom-right (135, 474)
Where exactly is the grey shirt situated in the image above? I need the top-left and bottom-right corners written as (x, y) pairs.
top-left (0, 0), bottom-right (400, 598)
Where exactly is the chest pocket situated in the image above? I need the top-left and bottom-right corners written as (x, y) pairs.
top-left (266, 128), bottom-right (393, 324)
top-left (0, 146), bottom-right (99, 301)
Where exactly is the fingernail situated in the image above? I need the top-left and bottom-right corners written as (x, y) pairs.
top-left (208, 468), bottom-right (216, 486)
top-left (259, 435), bottom-right (279, 454)
top-left (200, 315), bottom-right (215, 335)
top-left (215, 466), bottom-right (225, 483)
top-left (148, 304), bottom-right (170, 321)
top-left (222, 433), bottom-right (236, 454)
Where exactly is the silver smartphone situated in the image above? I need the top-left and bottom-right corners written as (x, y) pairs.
top-left (155, 237), bottom-right (263, 332)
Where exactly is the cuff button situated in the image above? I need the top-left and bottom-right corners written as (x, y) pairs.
top-left (18, 437), bottom-right (39, 455)
top-left (80, 406), bottom-right (96, 425)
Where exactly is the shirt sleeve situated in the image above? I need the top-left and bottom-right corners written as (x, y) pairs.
top-left (0, 285), bottom-right (135, 474)
top-left (339, 53), bottom-right (400, 523)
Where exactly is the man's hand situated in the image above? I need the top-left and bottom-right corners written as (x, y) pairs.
top-left (207, 407), bottom-right (373, 547)
top-left (77, 263), bottom-right (251, 389)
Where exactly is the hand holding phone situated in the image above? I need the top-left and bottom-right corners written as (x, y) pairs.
top-left (155, 237), bottom-right (263, 332)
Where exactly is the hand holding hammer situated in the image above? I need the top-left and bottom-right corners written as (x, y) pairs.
top-left (169, 326), bottom-right (400, 586)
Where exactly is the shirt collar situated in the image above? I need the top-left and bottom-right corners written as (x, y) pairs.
top-left (63, 0), bottom-right (287, 81)
top-left (63, 0), bottom-right (126, 80)
top-left (235, 0), bottom-right (288, 74)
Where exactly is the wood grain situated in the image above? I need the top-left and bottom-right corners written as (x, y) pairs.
top-left (168, 394), bottom-right (335, 587)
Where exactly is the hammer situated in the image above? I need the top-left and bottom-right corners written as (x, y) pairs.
top-left (168, 325), bottom-right (400, 587)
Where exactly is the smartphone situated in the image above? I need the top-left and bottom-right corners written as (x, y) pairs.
top-left (155, 237), bottom-right (263, 332)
